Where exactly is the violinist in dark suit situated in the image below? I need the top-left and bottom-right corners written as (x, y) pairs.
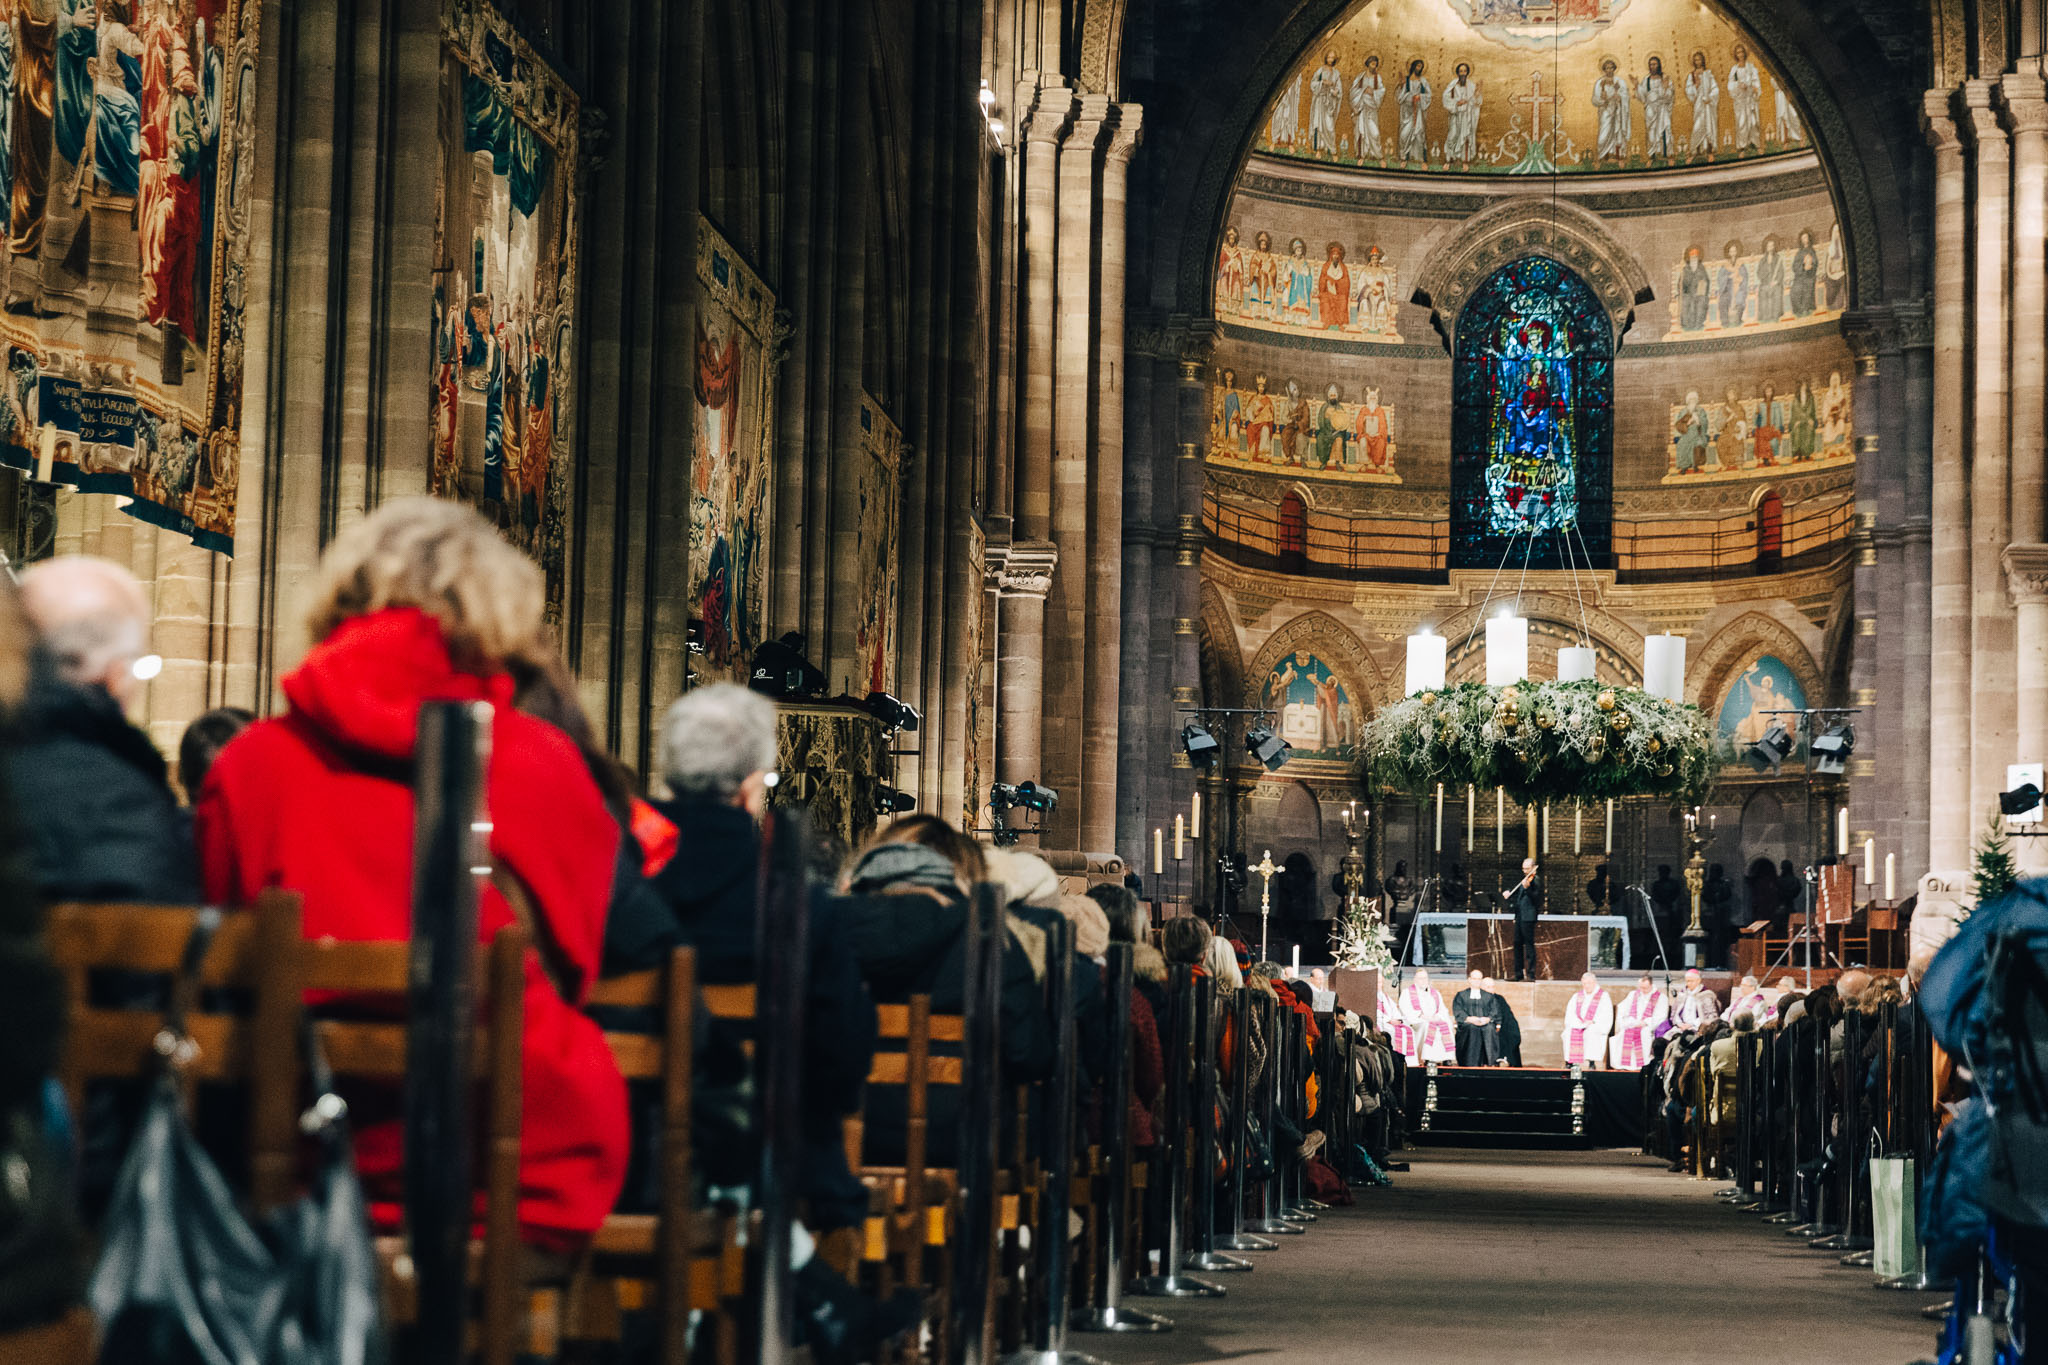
top-left (1501, 857), bottom-right (1543, 981)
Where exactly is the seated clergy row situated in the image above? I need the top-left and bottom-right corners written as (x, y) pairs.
top-left (1373, 967), bottom-right (1734, 1071)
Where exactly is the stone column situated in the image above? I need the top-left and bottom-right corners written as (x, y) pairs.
top-left (993, 540), bottom-right (1058, 793)
top-left (1924, 95), bottom-right (1972, 875)
top-left (2005, 75), bottom-right (2048, 871)
top-left (1173, 329), bottom-right (1216, 893)
top-left (2007, 545), bottom-right (2048, 869)
top-left (1841, 313), bottom-right (1892, 852)
top-left (1965, 81), bottom-right (2015, 831)
top-left (1897, 301), bottom-right (1935, 881)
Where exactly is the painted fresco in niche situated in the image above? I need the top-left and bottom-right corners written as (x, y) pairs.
top-left (1256, 0), bottom-right (1807, 175)
top-left (852, 395), bottom-right (900, 694)
top-left (1716, 654), bottom-right (1809, 761)
top-left (1664, 372), bottom-right (1850, 483)
top-left (430, 0), bottom-right (579, 616)
top-left (1214, 229), bottom-right (1403, 342)
top-left (1209, 367), bottom-right (1401, 483)
top-left (1663, 225), bottom-right (1845, 337)
top-left (691, 220), bottom-right (774, 678)
top-left (0, 0), bottom-right (263, 553)
top-left (1261, 652), bottom-right (1360, 761)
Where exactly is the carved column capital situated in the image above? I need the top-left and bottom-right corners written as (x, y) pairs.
top-left (1019, 83), bottom-right (1077, 148)
top-left (1893, 297), bottom-right (1933, 351)
top-left (1107, 103), bottom-right (1145, 163)
top-left (1170, 317), bottom-right (1222, 378)
top-left (1922, 89), bottom-right (1963, 153)
top-left (1963, 79), bottom-right (2010, 157)
top-left (2004, 542), bottom-right (2048, 604)
top-left (1840, 307), bottom-right (1900, 362)
top-left (987, 539), bottom-right (1059, 598)
top-left (2000, 72), bottom-right (2048, 132)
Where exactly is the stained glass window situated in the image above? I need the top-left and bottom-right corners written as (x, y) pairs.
top-left (1450, 257), bottom-right (1613, 570)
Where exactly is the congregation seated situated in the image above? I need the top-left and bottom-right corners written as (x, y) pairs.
top-left (193, 496), bottom-right (630, 1251)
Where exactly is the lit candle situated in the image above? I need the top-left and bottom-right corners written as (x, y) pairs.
top-left (1527, 806), bottom-right (1538, 858)
top-left (1496, 786), bottom-right (1505, 853)
top-left (1837, 807), bottom-right (1849, 856)
top-left (1467, 785), bottom-right (1475, 851)
top-left (1174, 814), bottom-right (1185, 861)
top-left (1574, 804), bottom-right (1583, 854)
top-left (1154, 827), bottom-right (1163, 876)
top-left (1291, 944), bottom-right (1301, 974)
top-left (1605, 799), bottom-right (1614, 854)
top-left (34, 424), bottom-right (54, 482)
top-left (1191, 791), bottom-right (1202, 837)
top-left (1435, 783), bottom-right (1444, 852)
top-left (1863, 837), bottom-right (1874, 886)
top-left (1885, 852), bottom-right (1896, 902)
top-left (1542, 802), bottom-right (1551, 856)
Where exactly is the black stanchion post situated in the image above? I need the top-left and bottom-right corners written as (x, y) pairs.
top-left (958, 885), bottom-right (1006, 1365)
top-left (1128, 964), bottom-right (1224, 1299)
top-left (1876, 1000), bottom-right (1939, 1290)
top-left (1217, 990), bottom-right (1276, 1254)
top-left (1833, 1005), bottom-right (1879, 1261)
top-left (1248, 995), bottom-right (1303, 1236)
top-left (750, 813), bottom-right (810, 1364)
top-left (1072, 944), bottom-right (1171, 1334)
top-left (1282, 1010), bottom-right (1320, 1220)
top-left (1720, 1032), bottom-right (1758, 1203)
top-left (1003, 917), bottom-right (1104, 1365)
top-left (1810, 1004), bottom-right (1861, 1250)
top-left (403, 701), bottom-right (488, 1365)
top-left (1184, 973), bottom-right (1253, 1273)
top-left (1781, 1017), bottom-right (1822, 1231)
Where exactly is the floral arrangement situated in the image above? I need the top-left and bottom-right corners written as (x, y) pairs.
top-left (1360, 679), bottom-right (1719, 808)
top-left (1331, 894), bottom-right (1397, 975)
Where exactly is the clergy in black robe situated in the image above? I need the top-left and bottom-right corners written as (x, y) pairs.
top-left (1453, 969), bottom-right (1506, 1065)
top-left (1486, 975), bottom-right (1525, 1065)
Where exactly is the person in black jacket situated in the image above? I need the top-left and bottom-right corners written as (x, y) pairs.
top-left (7, 557), bottom-right (193, 903)
top-left (1501, 857), bottom-right (1542, 980)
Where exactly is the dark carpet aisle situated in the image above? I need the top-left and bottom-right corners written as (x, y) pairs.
top-left (1088, 1148), bottom-right (1941, 1364)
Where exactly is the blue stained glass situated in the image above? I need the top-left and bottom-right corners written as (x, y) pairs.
top-left (1450, 257), bottom-right (1614, 571)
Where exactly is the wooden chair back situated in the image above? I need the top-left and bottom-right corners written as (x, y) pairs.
top-left (296, 924), bottom-right (530, 1365)
top-left (47, 891), bottom-right (305, 1212)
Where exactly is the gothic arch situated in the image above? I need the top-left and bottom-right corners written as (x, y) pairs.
top-left (1197, 580), bottom-right (1245, 712)
top-left (1410, 198), bottom-right (1654, 352)
top-left (1243, 610), bottom-right (1386, 716)
top-left (1689, 611), bottom-right (1825, 718)
top-left (1076, 0), bottom-right (1130, 97)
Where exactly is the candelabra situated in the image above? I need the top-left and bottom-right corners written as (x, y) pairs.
top-left (1681, 805), bottom-right (1715, 944)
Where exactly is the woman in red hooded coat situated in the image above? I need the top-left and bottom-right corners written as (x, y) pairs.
top-left (195, 497), bottom-right (629, 1250)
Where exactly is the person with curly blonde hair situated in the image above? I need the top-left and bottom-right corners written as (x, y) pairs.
top-left (196, 496), bottom-right (629, 1251)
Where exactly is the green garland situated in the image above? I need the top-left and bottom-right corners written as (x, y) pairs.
top-left (1361, 679), bottom-right (1720, 808)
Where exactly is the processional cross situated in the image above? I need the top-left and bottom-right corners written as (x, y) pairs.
top-left (1254, 848), bottom-right (1280, 961)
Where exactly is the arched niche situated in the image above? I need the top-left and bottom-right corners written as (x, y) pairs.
top-left (1243, 610), bottom-right (1383, 767)
top-left (1411, 197), bottom-right (1654, 350)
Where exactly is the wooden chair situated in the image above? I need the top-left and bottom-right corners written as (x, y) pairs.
top-left (48, 891), bottom-right (306, 1212)
top-left (296, 924), bottom-right (530, 1365)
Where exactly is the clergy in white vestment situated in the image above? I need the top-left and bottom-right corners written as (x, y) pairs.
top-left (1561, 972), bottom-right (1614, 1068)
top-left (1727, 973), bottom-right (1770, 1024)
top-left (1379, 986), bottom-right (1415, 1061)
top-left (1671, 966), bottom-right (1721, 1030)
top-left (1400, 968), bottom-right (1455, 1063)
top-left (1608, 973), bottom-right (1668, 1070)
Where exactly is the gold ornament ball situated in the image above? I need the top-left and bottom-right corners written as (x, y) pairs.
top-left (1535, 709), bottom-right (1557, 731)
top-left (1647, 737), bottom-right (1662, 754)
top-left (1420, 692), bottom-right (1438, 707)
top-left (1609, 712), bottom-right (1632, 734)
top-left (1596, 689), bottom-right (1616, 712)
top-left (1656, 763), bottom-right (1674, 777)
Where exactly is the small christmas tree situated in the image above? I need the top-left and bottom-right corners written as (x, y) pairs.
top-left (1973, 810), bottom-right (2020, 907)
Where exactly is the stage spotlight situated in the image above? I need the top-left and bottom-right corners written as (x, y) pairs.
top-left (990, 781), bottom-right (1059, 814)
top-left (750, 632), bottom-right (827, 699)
top-left (1810, 723), bottom-right (1856, 776)
top-left (864, 691), bottom-right (921, 735)
top-left (1245, 723), bottom-right (1290, 771)
top-left (2001, 782), bottom-right (2043, 817)
top-left (1181, 723), bottom-right (1221, 770)
top-left (1750, 721), bottom-right (1793, 772)
top-left (875, 785), bottom-right (917, 816)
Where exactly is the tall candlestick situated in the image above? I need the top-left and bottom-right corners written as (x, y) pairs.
top-left (1191, 791), bottom-right (1202, 837)
top-left (1604, 799), bottom-right (1614, 854)
top-left (1837, 807), bottom-right (1849, 856)
top-left (1435, 783), bottom-right (1444, 852)
top-left (1154, 827), bottom-right (1163, 876)
top-left (1174, 814), bottom-right (1185, 861)
top-left (1527, 806), bottom-right (1538, 858)
top-left (1574, 804), bottom-right (1583, 854)
top-left (1541, 802), bottom-right (1550, 856)
top-left (1496, 786), bottom-right (1505, 853)
top-left (1863, 837), bottom-right (1874, 886)
top-left (1467, 785), bottom-right (1475, 851)
top-left (1885, 852), bottom-right (1896, 902)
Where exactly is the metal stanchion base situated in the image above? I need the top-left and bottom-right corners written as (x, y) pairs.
top-left (1299, 1199), bottom-right (1330, 1210)
top-left (1184, 1251), bottom-right (1254, 1273)
top-left (1919, 1298), bottom-right (1955, 1320)
top-left (1761, 1208), bottom-right (1799, 1223)
top-left (1729, 1194), bottom-right (1762, 1208)
top-left (1877, 1269), bottom-right (1943, 1292)
top-left (1071, 1305), bottom-right (1173, 1334)
top-left (1243, 1219), bottom-right (1305, 1236)
top-left (1127, 1273), bottom-right (1225, 1299)
top-left (1216, 1233), bottom-right (1278, 1252)
top-left (1002, 1348), bottom-right (1112, 1365)
top-left (1808, 1231), bottom-right (1854, 1250)
top-left (1281, 1207), bottom-right (1319, 1222)
top-left (1783, 1221), bottom-right (1826, 1236)
top-left (1838, 1250), bottom-right (1874, 1267)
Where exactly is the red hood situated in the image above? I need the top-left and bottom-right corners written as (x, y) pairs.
top-left (282, 608), bottom-right (513, 759)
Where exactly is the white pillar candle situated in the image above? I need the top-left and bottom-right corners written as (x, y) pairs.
top-left (1406, 630), bottom-right (1448, 696)
top-left (1605, 799), bottom-right (1614, 854)
top-left (1153, 828), bottom-right (1163, 875)
top-left (1435, 783), bottom-right (1444, 852)
top-left (1292, 944), bottom-right (1301, 974)
top-left (1466, 785), bottom-right (1475, 852)
top-left (1191, 791), bottom-right (1201, 837)
top-left (1496, 786), bottom-right (1505, 852)
top-left (1486, 615), bottom-right (1530, 686)
top-left (1837, 807), bottom-right (1849, 856)
top-left (1174, 814), bottom-right (1185, 860)
top-left (1885, 852), bottom-right (1896, 902)
top-left (34, 424), bottom-right (54, 482)
top-left (1863, 837), bottom-right (1875, 886)
top-left (1574, 804), bottom-right (1583, 854)
top-left (1528, 806), bottom-right (1539, 857)
top-left (1642, 633), bottom-right (1686, 702)
top-left (1541, 802), bottom-right (1550, 855)
top-left (1558, 645), bottom-right (1597, 683)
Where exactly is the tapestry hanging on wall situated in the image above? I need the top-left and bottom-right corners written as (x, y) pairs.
top-left (431, 0), bottom-right (580, 617)
top-left (691, 217), bottom-right (775, 679)
top-left (852, 393), bottom-right (900, 694)
top-left (0, 0), bottom-right (264, 554)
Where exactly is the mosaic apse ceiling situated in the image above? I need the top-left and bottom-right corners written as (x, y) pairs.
top-left (1257, 0), bottom-right (1810, 176)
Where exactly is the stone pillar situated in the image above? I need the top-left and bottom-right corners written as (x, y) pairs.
top-left (1924, 95), bottom-right (1972, 874)
top-left (1173, 331), bottom-right (1215, 890)
top-left (2006, 75), bottom-right (2048, 873)
top-left (2007, 544), bottom-right (2048, 864)
top-left (993, 540), bottom-right (1058, 793)
top-left (1841, 314), bottom-right (1892, 853)
top-left (1965, 81), bottom-right (2015, 832)
top-left (1897, 301), bottom-right (1935, 881)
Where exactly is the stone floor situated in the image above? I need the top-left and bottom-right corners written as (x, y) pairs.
top-left (1088, 1147), bottom-right (1943, 1364)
